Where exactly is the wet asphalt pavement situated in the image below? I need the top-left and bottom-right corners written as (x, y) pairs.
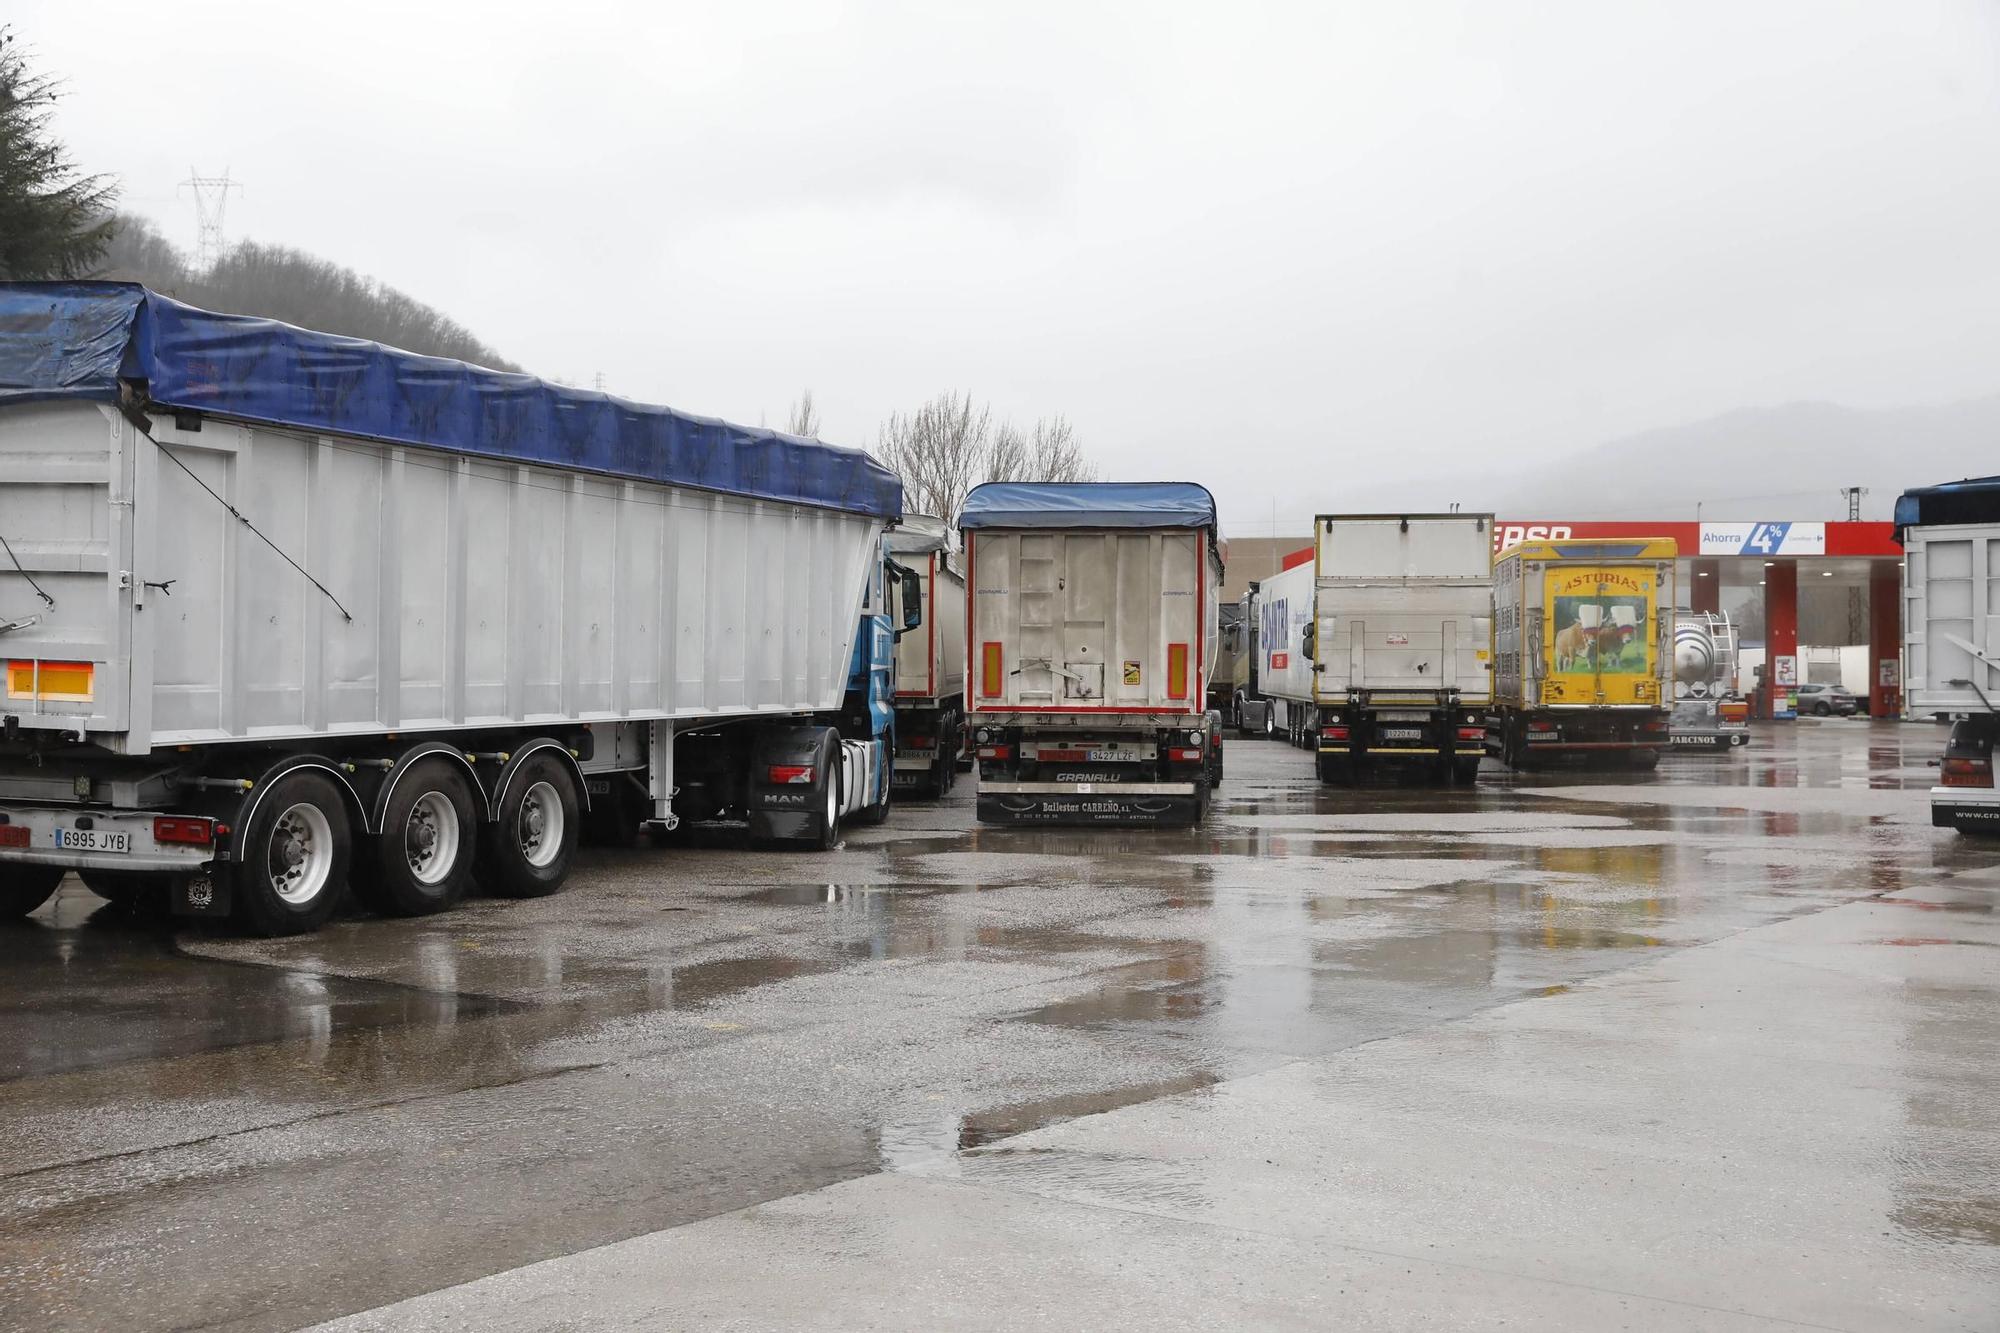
top-left (2, 720), bottom-right (1996, 1331)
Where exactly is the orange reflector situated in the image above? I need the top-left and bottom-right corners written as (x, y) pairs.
top-left (982, 642), bottom-right (1004, 697)
top-left (6, 659), bottom-right (94, 702)
top-left (1167, 643), bottom-right (1188, 701)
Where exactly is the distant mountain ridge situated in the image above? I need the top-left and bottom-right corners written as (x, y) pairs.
top-left (1347, 393), bottom-right (2000, 522)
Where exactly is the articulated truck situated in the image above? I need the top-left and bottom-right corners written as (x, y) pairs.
top-left (0, 282), bottom-right (910, 934)
top-left (886, 516), bottom-right (968, 797)
top-left (960, 482), bottom-right (1224, 826)
top-left (1262, 513), bottom-right (1493, 784)
top-left (1489, 537), bottom-right (1676, 769)
top-left (1897, 476), bottom-right (2000, 835)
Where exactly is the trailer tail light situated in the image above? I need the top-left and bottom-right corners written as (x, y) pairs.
top-left (1642, 717), bottom-right (1669, 733)
top-left (766, 765), bottom-right (816, 785)
top-left (981, 643), bottom-right (1004, 698)
top-left (1167, 644), bottom-right (1189, 701)
top-left (1456, 726), bottom-right (1484, 742)
top-left (0, 825), bottom-right (27, 848)
top-left (1936, 752), bottom-right (1984, 784)
top-left (1168, 747), bottom-right (1204, 761)
top-left (5, 659), bottom-right (94, 702)
top-left (977, 744), bottom-right (1014, 760)
top-left (1036, 748), bottom-right (1088, 762)
top-left (903, 736), bottom-right (934, 751)
top-left (153, 816), bottom-right (214, 846)
top-left (1718, 701), bottom-right (1749, 722)
top-left (1321, 726), bottom-right (1349, 742)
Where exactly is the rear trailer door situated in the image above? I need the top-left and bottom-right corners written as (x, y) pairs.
top-left (970, 529), bottom-right (1205, 712)
top-left (0, 403), bottom-right (135, 742)
top-left (1541, 564), bottom-right (1661, 707)
top-left (1905, 524), bottom-right (2000, 716)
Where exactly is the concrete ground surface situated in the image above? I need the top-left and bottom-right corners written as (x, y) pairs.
top-left (0, 721), bottom-right (1994, 1332)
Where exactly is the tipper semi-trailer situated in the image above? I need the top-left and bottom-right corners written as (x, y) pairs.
top-left (1896, 475), bottom-right (2000, 835)
top-left (886, 516), bottom-right (968, 797)
top-left (1261, 513), bottom-right (1494, 784)
top-left (0, 282), bottom-right (913, 935)
top-left (960, 481), bottom-right (1224, 826)
top-left (1488, 537), bottom-right (1676, 769)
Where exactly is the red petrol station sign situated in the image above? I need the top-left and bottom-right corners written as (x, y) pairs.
top-left (1492, 521), bottom-right (1899, 559)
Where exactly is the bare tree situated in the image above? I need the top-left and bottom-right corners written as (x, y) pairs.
top-left (786, 389), bottom-right (821, 438)
top-left (877, 395), bottom-right (1097, 520)
top-left (876, 391), bottom-right (995, 520)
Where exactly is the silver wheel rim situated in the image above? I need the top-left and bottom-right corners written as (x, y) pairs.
top-left (518, 780), bottom-right (565, 869)
top-left (405, 790), bottom-right (461, 886)
top-left (268, 802), bottom-right (335, 906)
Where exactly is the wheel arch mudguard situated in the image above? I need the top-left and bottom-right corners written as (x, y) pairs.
top-left (231, 755), bottom-right (369, 864)
top-left (491, 740), bottom-right (592, 824)
top-left (373, 742), bottom-right (488, 831)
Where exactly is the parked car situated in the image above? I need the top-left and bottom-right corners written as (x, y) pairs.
top-left (1795, 683), bottom-right (1859, 716)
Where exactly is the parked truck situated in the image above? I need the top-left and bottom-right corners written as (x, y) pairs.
top-left (959, 481), bottom-right (1224, 826)
top-left (1227, 580), bottom-right (1273, 737)
top-left (1488, 537), bottom-right (1676, 769)
top-left (1668, 610), bottom-right (1749, 749)
top-left (1896, 476), bottom-right (2000, 835)
top-left (886, 516), bottom-right (967, 798)
top-left (0, 282), bottom-right (912, 934)
top-left (1262, 514), bottom-right (1493, 784)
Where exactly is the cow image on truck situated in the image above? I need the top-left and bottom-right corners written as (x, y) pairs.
top-left (1262, 514), bottom-right (1493, 785)
top-left (1896, 475), bottom-right (2000, 835)
top-left (960, 481), bottom-right (1224, 826)
top-left (0, 282), bottom-right (912, 935)
top-left (1489, 537), bottom-right (1677, 769)
top-left (886, 516), bottom-right (968, 798)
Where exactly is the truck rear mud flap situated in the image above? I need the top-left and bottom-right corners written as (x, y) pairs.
top-left (977, 781), bottom-right (1201, 827)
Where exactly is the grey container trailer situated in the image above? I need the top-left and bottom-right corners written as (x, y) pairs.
top-left (0, 283), bottom-right (907, 933)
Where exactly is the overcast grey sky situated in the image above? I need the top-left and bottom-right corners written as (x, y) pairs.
top-left (16, 1), bottom-right (2000, 532)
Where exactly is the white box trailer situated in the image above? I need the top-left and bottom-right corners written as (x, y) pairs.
top-left (886, 516), bottom-right (968, 797)
top-left (1896, 478), bottom-right (2000, 834)
top-left (1261, 514), bottom-right (1493, 784)
top-left (0, 282), bottom-right (909, 933)
top-left (960, 481), bottom-right (1223, 826)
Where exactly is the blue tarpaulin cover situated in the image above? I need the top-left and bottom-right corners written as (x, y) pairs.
top-left (958, 481), bottom-right (1217, 530)
top-left (0, 282), bottom-right (902, 519)
top-left (1895, 476), bottom-right (2000, 542)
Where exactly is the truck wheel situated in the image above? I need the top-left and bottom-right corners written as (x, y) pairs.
top-left (1316, 753), bottom-right (1348, 785)
top-left (0, 865), bottom-right (65, 919)
top-left (1631, 748), bottom-right (1661, 772)
top-left (80, 870), bottom-right (173, 914)
top-left (1453, 756), bottom-right (1483, 785)
top-left (808, 738), bottom-right (843, 850)
top-left (481, 754), bottom-right (579, 898)
top-left (233, 771), bottom-right (353, 937)
top-left (356, 759), bottom-right (478, 916)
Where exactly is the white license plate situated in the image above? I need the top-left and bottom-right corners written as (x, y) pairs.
top-left (1382, 728), bottom-right (1423, 740)
top-left (1086, 749), bottom-right (1144, 762)
top-left (53, 827), bottom-right (130, 853)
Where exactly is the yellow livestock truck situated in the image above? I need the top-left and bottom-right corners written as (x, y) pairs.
top-left (1489, 537), bottom-right (1677, 769)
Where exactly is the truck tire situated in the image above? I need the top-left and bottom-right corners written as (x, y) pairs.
top-left (0, 864), bottom-right (65, 919)
top-left (355, 759), bottom-right (479, 916)
top-left (1631, 748), bottom-right (1661, 772)
top-left (80, 870), bottom-right (174, 914)
top-left (481, 753), bottom-right (579, 898)
top-left (233, 771), bottom-right (354, 937)
top-left (1316, 752), bottom-right (1348, 785)
top-left (1452, 756), bottom-right (1482, 785)
top-left (809, 735), bottom-right (843, 850)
